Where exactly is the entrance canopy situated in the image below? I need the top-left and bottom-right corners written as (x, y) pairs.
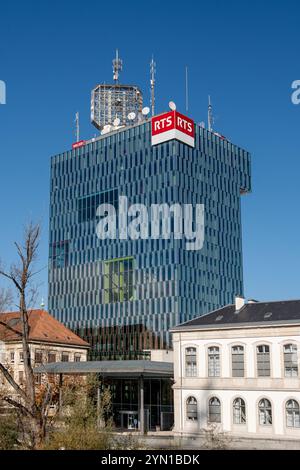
top-left (34, 360), bottom-right (174, 433)
top-left (34, 360), bottom-right (173, 378)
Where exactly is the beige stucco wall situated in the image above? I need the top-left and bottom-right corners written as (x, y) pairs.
top-left (1, 341), bottom-right (88, 388)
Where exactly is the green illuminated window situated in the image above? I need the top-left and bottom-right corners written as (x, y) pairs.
top-left (104, 257), bottom-right (134, 303)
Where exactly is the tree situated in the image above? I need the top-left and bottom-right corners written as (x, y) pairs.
top-left (0, 223), bottom-right (52, 448)
top-left (0, 288), bottom-right (12, 312)
top-left (0, 414), bottom-right (19, 450)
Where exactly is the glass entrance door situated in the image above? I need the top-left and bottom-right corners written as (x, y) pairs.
top-left (127, 412), bottom-right (138, 430)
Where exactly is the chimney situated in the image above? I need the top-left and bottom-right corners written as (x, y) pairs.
top-left (235, 295), bottom-right (245, 311)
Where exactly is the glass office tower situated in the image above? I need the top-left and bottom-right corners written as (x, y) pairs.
top-left (48, 121), bottom-right (251, 359)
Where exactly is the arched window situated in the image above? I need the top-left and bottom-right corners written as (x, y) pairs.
top-left (233, 397), bottom-right (246, 424)
top-left (257, 345), bottom-right (270, 377)
top-left (286, 400), bottom-right (300, 428)
top-left (284, 344), bottom-right (298, 377)
top-left (185, 347), bottom-right (197, 377)
top-left (208, 397), bottom-right (221, 423)
top-left (258, 398), bottom-right (272, 426)
top-left (232, 346), bottom-right (245, 377)
top-left (186, 396), bottom-right (197, 421)
top-left (208, 346), bottom-right (220, 377)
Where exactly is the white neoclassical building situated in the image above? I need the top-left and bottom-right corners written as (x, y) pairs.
top-left (171, 297), bottom-right (300, 441)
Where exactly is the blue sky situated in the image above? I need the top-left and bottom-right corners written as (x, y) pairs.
top-left (0, 0), bottom-right (299, 307)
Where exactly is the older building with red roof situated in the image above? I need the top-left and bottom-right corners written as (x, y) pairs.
top-left (0, 309), bottom-right (89, 387)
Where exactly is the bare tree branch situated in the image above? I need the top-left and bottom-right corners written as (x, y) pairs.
top-left (1, 396), bottom-right (35, 419)
top-left (0, 319), bottom-right (23, 337)
top-left (0, 287), bottom-right (13, 312)
top-left (0, 222), bottom-right (50, 448)
top-left (0, 363), bottom-right (28, 402)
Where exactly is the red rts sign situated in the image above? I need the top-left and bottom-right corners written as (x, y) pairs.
top-left (151, 111), bottom-right (195, 147)
top-left (72, 140), bottom-right (86, 150)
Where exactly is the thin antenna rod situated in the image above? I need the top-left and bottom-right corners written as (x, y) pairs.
top-left (185, 66), bottom-right (189, 112)
top-left (75, 112), bottom-right (80, 142)
top-left (150, 56), bottom-right (156, 116)
top-left (208, 95), bottom-right (213, 132)
top-left (113, 49), bottom-right (122, 83)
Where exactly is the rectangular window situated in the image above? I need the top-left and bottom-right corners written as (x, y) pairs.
top-left (18, 371), bottom-right (24, 385)
top-left (61, 352), bottom-right (69, 362)
top-left (208, 347), bottom-right (220, 377)
top-left (257, 345), bottom-right (270, 377)
top-left (74, 354), bottom-right (81, 362)
top-left (185, 347), bottom-right (197, 377)
top-left (51, 241), bottom-right (69, 268)
top-left (10, 352), bottom-right (15, 363)
top-left (48, 352), bottom-right (56, 363)
top-left (35, 350), bottom-right (43, 364)
top-left (232, 346), bottom-right (245, 377)
top-left (78, 189), bottom-right (118, 223)
top-left (284, 345), bottom-right (298, 377)
top-left (104, 257), bottom-right (134, 303)
top-left (19, 351), bottom-right (24, 363)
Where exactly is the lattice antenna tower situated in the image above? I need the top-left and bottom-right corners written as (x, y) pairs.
top-left (113, 49), bottom-right (123, 83)
top-left (75, 111), bottom-right (80, 142)
top-left (150, 56), bottom-right (156, 116)
top-left (208, 95), bottom-right (214, 132)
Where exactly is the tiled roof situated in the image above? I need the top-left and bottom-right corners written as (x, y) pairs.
top-left (171, 300), bottom-right (300, 331)
top-left (0, 310), bottom-right (89, 348)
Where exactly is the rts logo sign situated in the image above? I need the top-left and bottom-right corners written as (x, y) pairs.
top-left (151, 111), bottom-right (195, 147)
top-left (72, 140), bottom-right (86, 149)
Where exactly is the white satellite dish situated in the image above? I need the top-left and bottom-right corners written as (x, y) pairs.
top-left (113, 117), bottom-right (121, 127)
top-left (142, 106), bottom-right (150, 116)
top-left (128, 112), bottom-right (136, 121)
top-left (101, 124), bottom-right (112, 135)
top-left (169, 101), bottom-right (176, 111)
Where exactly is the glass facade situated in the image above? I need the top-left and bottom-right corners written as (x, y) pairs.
top-left (103, 378), bottom-right (173, 431)
top-left (48, 121), bottom-right (251, 358)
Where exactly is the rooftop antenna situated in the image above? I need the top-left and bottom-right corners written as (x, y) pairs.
top-left (208, 95), bottom-right (213, 132)
top-left (75, 111), bottom-right (80, 142)
top-left (150, 56), bottom-right (156, 116)
top-left (185, 66), bottom-right (189, 112)
top-left (113, 49), bottom-right (122, 83)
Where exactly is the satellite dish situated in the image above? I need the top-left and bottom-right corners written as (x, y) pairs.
top-left (169, 101), bottom-right (176, 111)
top-left (142, 106), bottom-right (150, 116)
top-left (101, 125), bottom-right (112, 135)
top-left (128, 112), bottom-right (136, 121)
top-left (113, 117), bottom-right (121, 127)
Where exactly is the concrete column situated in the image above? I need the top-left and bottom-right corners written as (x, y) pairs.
top-left (139, 375), bottom-right (145, 434)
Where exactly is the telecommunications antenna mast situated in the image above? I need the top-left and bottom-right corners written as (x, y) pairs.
top-left (75, 111), bottom-right (80, 142)
top-left (113, 49), bottom-right (123, 83)
top-left (208, 95), bottom-right (213, 132)
top-left (150, 56), bottom-right (156, 116)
